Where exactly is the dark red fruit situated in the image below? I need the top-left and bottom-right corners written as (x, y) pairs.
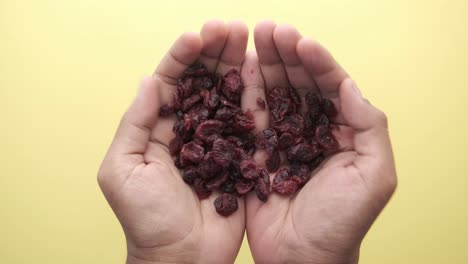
top-left (212, 139), bottom-right (236, 168)
top-left (315, 125), bottom-right (338, 150)
top-left (255, 128), bottom-right (278, 154)
top-left (195, 120), bottom-right (224, 143)
top-left (290, 163), bottom-right (311, 185)
top-left (287, 142), bottom-right (322, 163)
top-left (159, 104), bottom-right (174, 116)
top-left (181, 94), bottom-right (202, 112)
top-left (255, 168), bottom-right (270, 202)
top-left (183, 166), bottom-right (198, 184)
top-left (321, 98), bottom-right (337, 117)
top-left (198, 152), bottom-right (222, 179)
top-left (193, 178), bottom-right (212, 199)
top-left (235, 179), bottom-right (254, 194)
top-left (206, 171), bottom-right (229, 190)
top-left (180, 142), bottom-right (204, 166)
top-left (240, 159), bottom-right (258, 179)
top-left (266, 150), bottom-right (281, 173)
top-left (272, 168), bottom-right (298, 195)
top-left (214, 193), bottom-right (238, 216)
top-left (278, 132), bottom-right (294, 150)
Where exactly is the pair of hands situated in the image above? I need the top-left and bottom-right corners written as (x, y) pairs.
top-left (98, 20), bottom-right (397, 264)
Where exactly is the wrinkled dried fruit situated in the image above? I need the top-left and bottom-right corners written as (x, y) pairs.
top-left (255, 168), bottom-right (270, 202)
top-left (272, 168), bottom-right (298, 195)
top-left (206, 171), bottom-right (229, 190)
top-left (183, 166), bottom-right (198, 184)
top-left (287, 142), bottom-right (322, 163)
top-left (266, 150), bottom-right (281, 173)
top-left (214, 193), bottom-right (238, 216)
top-left (235, 179), bottom-right (254, 194)
top-left (240, 159), bottom-right (258, 179)
top-left (193, 177), bottom-right (212, 199)
top-left (180, 142), bottom-right (204, 166)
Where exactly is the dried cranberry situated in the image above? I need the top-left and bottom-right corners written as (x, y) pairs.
top-left (305, 92), bottom-right (321, 120)
top-left (206, 171), bottom-right (229, 190)
top-left (159, 104), bottom-right (174, 116)
top-left (221, 179), bottom-right (236, 193)
top-left (255, 128), bottom-right (278, 154)
top-left (184, 63), bottom-right (209, 77)
top-left (278, 132), bottom-right (294, 150)
top-left (198, 152), bottom-right (222, 179)
top-left (274, 114), bottom-right (304, 136)
top-left (233, 112), bottom-right (255, 132)
top-left (315, 125), bottom-right (338, 150)
top-left (266, 150), bottom-right (281, 173)
top-left (178, 77), bottom-right (194, 99)
top-left (188, 104), bottom-right (211, 130)
top-left (212, 139), bottom-right (236, 167)
top-left (193, 177), bottom-right (211, 199)
top-left (235, 179), bottom-right (254, 194)
top-left (214, 193), bottom-right (238, 216)
top-left (183, 166), bottom-right (198, 184)
top-left (240, 159), bottom-right (258, 179)
top-left (180, 142), bottom-right (205, 166)
top-left (290, 163), bottom-right (311, 185)
top-left (195, 120), bottom-right (224, 143)
top-left (181, 94), bottom-right (202, 112)
top-left (255, 168), bottom-right (270, 202)
top-left (272, 168), bottom-right (298, 195)
top-left (287, 142), bottom-right (321, 163)
top-left (321, 98), bottom-right (337, 117)
top-left (169, 136), bottom-right (184, 156)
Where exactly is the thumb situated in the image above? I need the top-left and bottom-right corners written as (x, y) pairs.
top-left (339, 78), bottom-right (397, 198)
top-left (110, 76), bottom-right (160, 156)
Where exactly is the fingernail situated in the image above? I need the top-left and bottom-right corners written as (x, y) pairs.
top-left (350, 79), bottom-right (362, 98)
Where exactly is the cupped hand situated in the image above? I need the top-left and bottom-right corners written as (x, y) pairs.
top-left (98, 20), bottom-right (249, 264)
top-left (243, 21), bottom-right (397, 264)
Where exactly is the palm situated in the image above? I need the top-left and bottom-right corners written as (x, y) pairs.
top-left (99, 20), bottom-right (250, 263)
top-left (244, 22), bottom-right (396, 263)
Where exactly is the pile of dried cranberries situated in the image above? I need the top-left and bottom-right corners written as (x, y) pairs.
top-left (159, 63), bottom-right (338, 216)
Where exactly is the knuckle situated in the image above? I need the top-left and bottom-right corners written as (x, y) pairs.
top-left (375, 109), bottom-right (388, 128)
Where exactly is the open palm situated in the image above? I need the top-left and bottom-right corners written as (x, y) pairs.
top-left (244, 22), bottom-right (397, 264)
top-left (98, 20), bottom-right (250, 264)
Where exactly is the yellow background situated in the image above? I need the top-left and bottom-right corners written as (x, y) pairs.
top-left (1, 0), bottom-right (467, 263)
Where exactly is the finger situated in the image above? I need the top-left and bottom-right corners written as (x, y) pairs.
top-left (273, 24), bottom-right (317, 93)
top-left (339, 78), bottom-right (397, 197)
top-left (110, 77), bottom-right (160, 156)
top-left (254, 20), bottom-right (289, 90)
top-left (154, 32), bottom-right (203, 105)
top-left (240, 51), bottom-right (269, 132)
top-left (198, 20), bottom-right (229, 72)
top-left (216, 20), bottom-right (248, 75)
top-left (296, 38), bottom-right (349, 99)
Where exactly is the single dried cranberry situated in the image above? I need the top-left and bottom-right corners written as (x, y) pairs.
top-left (188, 104), bottom-right (211, 130)
top-left (180, 142), bottom-right (205, 166)
top-left (255, 168), bottom-right (270, 202)
top-left (321, 98), bottom-right (337, 117)
top-left (240, 159), bottom-right (258, 179)
top-left (266, 150), bottom-right (281, 173)
top-left (225, 136), bottom-right (243, 148)
top-left (278, 132), bottom-right (294, 150)
top-left (274, 114), bottom-right (304, 136)
top-left (193, 178), bottom-right (212, 199)
top-left (183, 166), bottom-right (198, 184)
top-left (198, 152), bottom-right (222, 179)
top-left (181, 94), bottom-right (202, 112)
top-left (212, 139), bottom-right (236, 167)
top-left (255, 128), bottom-right (278, 154)
top-left (214, 193), bottom-right (238, 216)
top-left (200, 88), bottom-right (220, 110)
top-left (221, 179), bottom-right (236, 193)
top-left (214, 107), bottom-right (237, 121)
top-left (272, 168), bottom-right (298, 195)
top-left (233, 112), bottom-right (255, 132)
top-left (159, 104), bottom-right (174, 116)
top-left (289, 86), bottom-right (301, 106)
top-left (195, 120), bottom-right (224, 143)
top-left (287, 142), bottom-right (321, 163)
top-left (184, 63), bottom-right (209, 77)
top-left (169, 136), bottom-right (184, 156)
top-left (315, 125), bottom-right (338, 150)
top-left (269, 96), bottom-right (292, 122)
top-left (290, 163), bottom-right (311, 185)
top-left (222, 69), bottom-right (243, 102)
top-left (257, 97), bottom-right (266, 109)
top-left (206, 171), bottom-right (229, 190)
top-left (178, 77), bottom-right (194, 99)
top-left (305, 92), bottom-right (321, 120)
top-left (316, 114), bottom-right (329, 126)
top-left (235, 179), bottom-right (254, 194)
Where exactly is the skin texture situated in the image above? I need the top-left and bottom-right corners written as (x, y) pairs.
top-left (98, 20), bottom-right (397, 264)
top-left (243, 21), bottom-right (397, 264)
top-left (98, 20), bottom-right (249, 264)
